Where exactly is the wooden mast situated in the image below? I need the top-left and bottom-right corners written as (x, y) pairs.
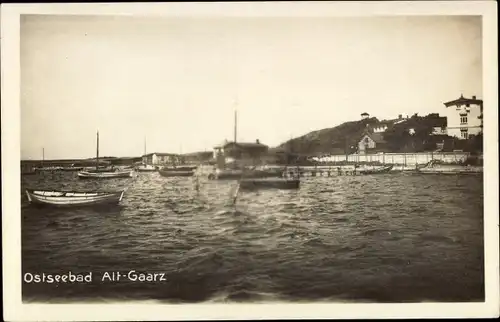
top-left (42, 148), bottom-right (45, 167)
top-left (234, 109), bottom-right (237, 144)
top-left (96, 131), bottom-right (99, 171)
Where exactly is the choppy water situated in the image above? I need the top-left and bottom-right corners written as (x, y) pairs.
top-left (21, 171), bottom-right (484, 303)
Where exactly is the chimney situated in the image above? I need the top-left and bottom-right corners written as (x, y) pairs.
top-left (398, 114), bottom-right (402, 119)
top-left (472, 95), bottom-right (476, 99)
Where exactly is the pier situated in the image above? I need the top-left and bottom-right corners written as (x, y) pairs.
top-left (281, 165), bottom-right (415, 177)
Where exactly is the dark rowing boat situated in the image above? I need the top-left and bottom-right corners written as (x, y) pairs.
top-left (158, 169), bottom-right (194, 177)
top-left (239, 177), bottom-right (300, 190)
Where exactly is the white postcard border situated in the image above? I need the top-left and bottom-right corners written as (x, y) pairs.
top-left (2, 1), bottom-right (498, 321)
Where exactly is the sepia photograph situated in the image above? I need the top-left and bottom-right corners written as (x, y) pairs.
top-left (2, 1), bottom-right (498, 321)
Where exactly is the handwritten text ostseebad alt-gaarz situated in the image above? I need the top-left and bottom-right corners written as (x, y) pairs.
top-left (23, 270), bottom-right (167, 283)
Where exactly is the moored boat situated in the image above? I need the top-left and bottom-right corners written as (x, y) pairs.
top-left (78, 170), bottom-right (134, 179)
top-left (162, 165), bottom-right (198, 171)
top-left (208, 167), bottom-right (282, 180)
top-left (137, 138), bottom-right (159, 172)
top-left (61, 166), bottom-right (84, 171)
top-left (84, 166), bottom-right (116, 173)
top-left (415, 160), bottom-right (483, 175)
top-left (25, 189), bottom-right (124, 207)
top-left (239, 177), bottom-right (300, 190)
top-left (358, 164), bottom-right (394, 175)
top-left (158, 169), bottom-right (194, 177)
top-left (77, 131), bottom-right (134, 179)
top-left (35, 166), bottom-right (64, 172)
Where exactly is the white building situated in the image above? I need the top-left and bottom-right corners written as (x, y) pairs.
top-left (443, 94), bottom-right (483, 139)
top-left (372, 115), bottom-right (407, 133)
top-left (142, 152), bottom-right (180, 165)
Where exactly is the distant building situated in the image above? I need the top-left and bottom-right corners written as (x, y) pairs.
top-left (372, 115), bottom-right (407, 133)
top-left (142, 152), bottom-right (180, 165)
top-left (213, 140), bottom-right (269, 166)
top-left (357, 132), bottom-right (388, 154)
top-left (444, 94), bottom-right (483, 139)
top-left (361, 112), bottom-right (370, 120)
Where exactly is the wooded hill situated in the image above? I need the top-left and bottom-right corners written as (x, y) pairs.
top-left (276, 113), bottom-right (482, 155)
top-left (277, 117), bottom-right (381, 155)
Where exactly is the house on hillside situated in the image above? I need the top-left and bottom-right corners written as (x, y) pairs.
top-left (213, 140), bottom-right (269, 166)
top-left (372, 115), bottom-right (407, 133)
top-left (357, 132), bottom-right (389, 154)
top-left (443, 94), bottom-right (482, 139)
top-left (142, 152), bottom-right (180, 165)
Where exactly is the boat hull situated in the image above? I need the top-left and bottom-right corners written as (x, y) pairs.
top-left (84, 167), bottom-right (116, 173)
top-left (209, 169), bottom-right (283, 180)
top-left (25, 189), bottom-right (124, 207)
top-left (415, 160), bottom-right (483, 175)
top-left (162, 166), bottom-right (198, 171)
top-left (61, 167), bottom-right (84, 171)
top-left (35, 167), bottom-right (63, 172)
top-left (239, 178), bottom-right (300, 190)
top-left (416, 168), bottom-right (483, 175)
top-left (136, 167), bottom-right (157, 172)
top-left (158, 170), bottom-right (194, 177)
top-left (77, 170), bottom-right (134, 179)
top-left (359, 165), bottom-right (394, 175)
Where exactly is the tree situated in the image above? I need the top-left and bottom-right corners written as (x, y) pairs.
top-left (383, 116), bottom-right (434, 152)
top-left (464, 133), bottom-right (483, 154)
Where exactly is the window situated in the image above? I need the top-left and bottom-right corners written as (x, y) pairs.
top-left (461, 130), bottom-right (468, 139)
top-left (460, 116), bottom-right (468, 124)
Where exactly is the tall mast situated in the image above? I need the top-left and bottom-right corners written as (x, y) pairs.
top-left (42, 148), bottom-right (45, 167)
top-left (234, 109), bottom-right (237, 144)
top-left (144, 136), bottom-right (147, 156)
top-left (96, 131), bottom-right (99, 170)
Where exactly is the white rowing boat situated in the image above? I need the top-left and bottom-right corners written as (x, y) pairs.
top-left (25, 189), bottom-right (125, 207)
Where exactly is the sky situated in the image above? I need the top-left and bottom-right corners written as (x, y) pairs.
top-left (20, 15), bottom-right (482, 160)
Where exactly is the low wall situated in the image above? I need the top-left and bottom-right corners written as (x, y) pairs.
top-left (313, 152), bottom-right (471, 165)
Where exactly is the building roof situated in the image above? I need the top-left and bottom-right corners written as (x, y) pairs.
top-left (214, 141), bottom-right (269, 149)
top-left (444, 94), bottom-right (483, 107)
top-left (360, 132), bottom-right (386, 144)
top-left (361, 112), bottom-right (369, 116)
top-left (372, 117), bottom-right (408, 128)
top-left (142, 152), bottom-right (178, 157)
